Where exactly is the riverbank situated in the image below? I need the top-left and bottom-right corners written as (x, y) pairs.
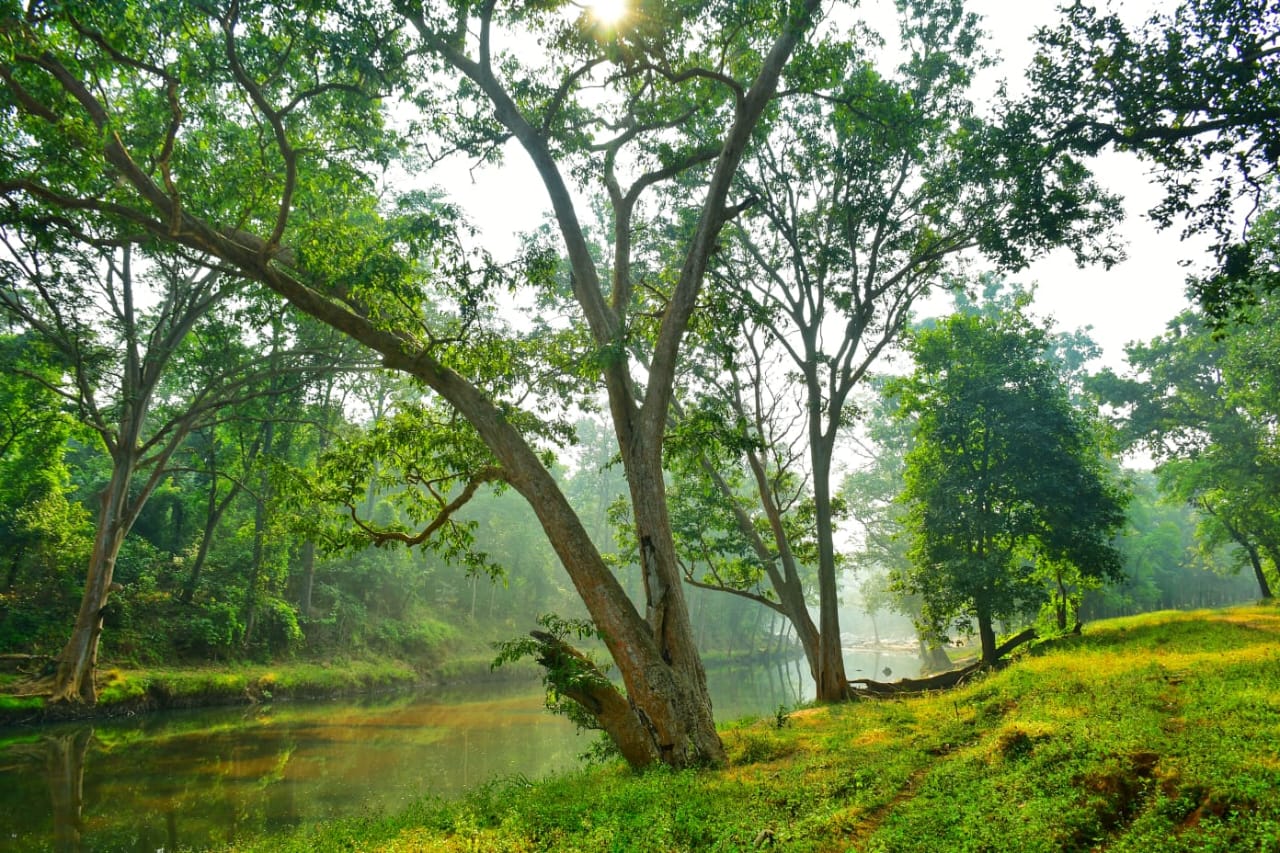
top-left (0, 651), bottom-right (538, 728)
top-left (228, 604), bottom-right (1280, 852)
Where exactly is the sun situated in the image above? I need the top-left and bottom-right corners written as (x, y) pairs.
top-left (589, 0), bottom-right (627, 26)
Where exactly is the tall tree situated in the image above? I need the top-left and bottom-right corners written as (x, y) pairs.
top-left (892, 301), bottom-right (1128, 665)
top-left (0, 0), bottom-right (826, 766)
top-left (668, 0), bottom-right (1121, 699)
top-left (0, 228), bottom-right (320, 701)
top-left (1092, 241), bottom-right (1280, 600)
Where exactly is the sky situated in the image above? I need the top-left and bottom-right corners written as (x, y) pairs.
top-left (959, 0), bottom-right (1202, 368)
top-left (432, 0), bottom-right (1202, 374)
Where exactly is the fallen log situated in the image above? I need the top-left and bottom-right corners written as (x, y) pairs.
top-left (850, 628), bottom-right (1038, 697)
top-left (0, 653), bottom-right (55, 675)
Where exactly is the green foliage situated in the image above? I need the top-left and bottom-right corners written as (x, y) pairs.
top-left (1020, 0), bottom-right (1279, 318)
top-left (96, 669), bottom-right (149, 706)
top-left (1093, 242), bottom-right (1280, 599)
top-left (493, 613), bottom-right (611, 733)
top-left (0, 694), bottom-right (44, 713)
top-left (892, 300), bottom-right (1128, 656)
top-left (172, 602), bottom-right (246, 659)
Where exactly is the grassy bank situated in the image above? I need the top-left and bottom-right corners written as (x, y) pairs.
top-left (0, 657), bottom-right (428, 726)
top-left (229, 604), bottom-right (1280, 852)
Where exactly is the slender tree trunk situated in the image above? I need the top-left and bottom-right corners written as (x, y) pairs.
top-left (811, 452), bottom-right (849, 700)
top-left (182, 479), bottom-right (242, 604)
top-left (242, 413), bottom-right (276, 650)
top-left (1246, 543), bottom-right (1273, 600)
top-left (1204, 503), bottom-right (1272, 600)
top-left (298, 397), bottom-right (336, 617)
top-left (724, 447), bottom-right (824, 684)
top-left (976, 600), bottom-right (998, 667)
top-left (297, 540), bottom-right (316, 618)
top-left (1055, 567), bottom-right (1068, 631)
top-left (1258, 544), bottom-right (1280, 602)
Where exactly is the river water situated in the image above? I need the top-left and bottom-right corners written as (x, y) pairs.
top-left (0, 648), bottom-right (920, 852)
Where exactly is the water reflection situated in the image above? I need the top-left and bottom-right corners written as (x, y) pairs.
top-left (0, 648), bottom-right (924, 851)
top-left (704, 646), bottom-right (923, 721)
top-left (0, 683), bottom-right (585, 852)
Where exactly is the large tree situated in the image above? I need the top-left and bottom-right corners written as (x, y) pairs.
top-left (892, 301), bottom-right (1128, 665)
top-left (1092, 237), bottom-right (1280, 600)
top-left (0, 0), bottom-right (829, 766)
top-left (0, 229), bottom-right (326, 701)
top-left (665, 0), bottom-right (1121, 700)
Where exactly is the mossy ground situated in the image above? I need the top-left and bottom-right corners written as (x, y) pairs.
top-left (229, 604), bottom-right (1280, 852)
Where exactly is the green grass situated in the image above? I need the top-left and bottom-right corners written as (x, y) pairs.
top-left (226, 604), bottom-right (1280, 852)
top-left (0, 694), bottom-right (43, 712)
top-left (0, 657), bottom-right (423, 724)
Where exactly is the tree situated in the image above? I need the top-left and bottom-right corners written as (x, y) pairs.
top-left (663, 0), bottom-right (1122, 700)
top-left (0, 0), bottom-right (831, 766)
top-left (1091, 256), bottom-right (1280, 599)
top-left (1023, 0), bottom-right (1280, 319)
top-left (893, 301), bottom-right (1128, 665)
top-left (0, 224), bottom-right (342, 700)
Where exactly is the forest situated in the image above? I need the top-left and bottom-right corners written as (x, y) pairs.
top-left (0, 0), bottom-right (1276, 797)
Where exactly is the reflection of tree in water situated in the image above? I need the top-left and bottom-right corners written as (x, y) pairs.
top-left (44, 727), bottom-right (92, 853)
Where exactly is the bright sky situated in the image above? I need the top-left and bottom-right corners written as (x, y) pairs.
top-left (434, 0), bottom-right (1203, 373)
top-left (960, 0), bottom-right (1202, 368)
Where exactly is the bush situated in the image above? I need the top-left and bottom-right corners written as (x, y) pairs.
top-left (253, 597), bottom-right (303, 658)
top-left (172, 602), bottom-right (245, 659)
top-left (372, 616), bottom-right (456, 658)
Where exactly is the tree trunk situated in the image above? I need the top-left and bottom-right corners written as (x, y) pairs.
top-left (297, 539), bottom-right (316, 618)
top-left (728, 447), bottom-right (823, 685)
top-left (976, 600), bottom-right (998, 667)
top-left (241, 489), bottom-right (268, 649)
top-left (1055, 567), bottom-right (1068, 632)
top-left (1248, 545), bottom-right (1273, 600)
top-left (622, 434), bottom-right (724, 766)
top-left (811, 453), bottom-right (849, 700)
top-left (182, 478), bottom-right (241, 605)
top-left (529, 631), bottom-right (659, 767)
top-left (49, 463), bottom-right (134, 704)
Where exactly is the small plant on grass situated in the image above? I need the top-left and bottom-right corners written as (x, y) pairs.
top-left (97, 669), bottom-right (147, 704)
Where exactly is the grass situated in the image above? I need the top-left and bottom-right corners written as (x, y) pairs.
top-left (226, 604), bottom-right (1280, 852)
top-left (0, 657), bottom-right (423, 725)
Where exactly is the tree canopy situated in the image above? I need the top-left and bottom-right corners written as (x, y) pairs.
top-left (893, 300), bottom-right (1128, 664)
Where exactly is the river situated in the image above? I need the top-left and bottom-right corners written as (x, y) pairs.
top-left (0, 647), bottom-right (920, 852)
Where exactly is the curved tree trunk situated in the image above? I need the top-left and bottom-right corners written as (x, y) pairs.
top-left (7, 0), bottom-right (822, 764)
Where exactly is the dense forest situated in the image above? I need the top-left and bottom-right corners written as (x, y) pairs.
top-left (0, 0), bottom-right (1276, 775)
